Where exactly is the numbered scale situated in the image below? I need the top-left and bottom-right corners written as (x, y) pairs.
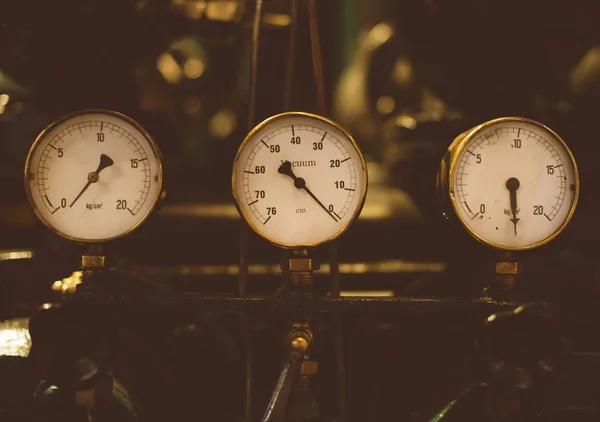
top-left (438, 117), bottom-right (579, 250)
top-left (25, 110), bottom-right (163, 243)
top-left (232, 112), bottom-right (368, 248)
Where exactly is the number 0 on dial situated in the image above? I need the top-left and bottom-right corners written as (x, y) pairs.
top-left (25, 110), bottom-right (163, 242)
top-left (232, 112), bottom-right (368, 248)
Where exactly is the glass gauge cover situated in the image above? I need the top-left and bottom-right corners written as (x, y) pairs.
top-left (232, 112), bottom-right (368, 248)
top-left (25, 110), bottom-right (163, 242)
top-left (443, 117), bottom-right (579, 250)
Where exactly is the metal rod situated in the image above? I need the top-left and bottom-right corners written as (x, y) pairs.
top-left (261, 357), bottom-right (300, 422)
top-left (284, 0), bottom-right (299, 111)
top-left (244, 317), bottom-right (253, 422)
top-left (238, 225), bottom-right (250, 297)
top-left (307, 0), bottom-right (327, 116)
top-left (329, 241), bottom-right (340, 297)
top-left (248, 0), bottom-right (264, 129)
top-left (334, 313), bottom-right (346, 422)
top-left (329, 242), bottom-right (344, 420)
top-left (242, 2), bottom-right (264, 419)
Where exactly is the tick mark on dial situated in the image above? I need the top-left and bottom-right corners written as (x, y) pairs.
top-left (470, 212), bottom-right (480, 220)
top-left (127, 208), bottom-right (135, 216)
top-left (344, 188), bottom-right (355, 191)
top-left (244, 170), bottom-right (255, 174)
top-left (263, 216), bottom-right (272, 225)
top-left (543, 213), bottom-right (551, 221)
top-left (261, 140), bottom-right (268, 147)
top-left (340, 157), bottom-right (351, 163)
top-left (49, 144), bottom-right (57, 150)
top-left (248, 200), bottom-right (258, 206)
top-left (44, 195), bottom-right (54, 208)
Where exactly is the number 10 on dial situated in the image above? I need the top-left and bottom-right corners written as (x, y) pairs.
top-left (232, 112), bottom-right (368, 248)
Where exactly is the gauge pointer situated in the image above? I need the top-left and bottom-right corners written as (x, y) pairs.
top-left (69, 154), bottom-right (114, 208)
top-left (278, 160), bottom-right (338, 222)
top-left (506, 177), bottom-right (520, 235)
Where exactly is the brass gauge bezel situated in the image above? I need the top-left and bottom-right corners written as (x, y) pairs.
top-left (232, 111), bottom-right (368, 249)
top-left (24, 109), bottom-right (164, 243)
top-left (438, 116), bottom-right (579, 251)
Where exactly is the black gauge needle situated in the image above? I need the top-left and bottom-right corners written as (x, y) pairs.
top-left (278, 160), bottom-right (338, 222)
top-left (69, 154), bottom-right (114, 208)
top-left (506, 177), bottom-right (520, 236)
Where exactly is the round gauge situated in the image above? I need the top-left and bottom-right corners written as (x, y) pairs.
top-left (25, 110), bottom-right (163, 242)
top-left (232, 112), bottom-right (368, 248)
top-left (439, 117), bottom-right (579, 250)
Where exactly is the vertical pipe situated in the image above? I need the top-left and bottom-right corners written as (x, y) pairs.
top-left (242, 2), bottom-right (265, 420)
top-left (334, 313), bottom-right (346, 422)
top-left (248, 0), bottom-right (264, 129)
top-left (307, 0), bottom-right (327, 117)
top-left (330, 242), bottom-right (340, 297)
top-left (238, 225), bottom-right (249, 297)
top-left (244, 322), bottom-right (253, 422)
top-left (284, 0), bottom-right (299, 112)
top-left (308, 3), bottom-right (345, 419)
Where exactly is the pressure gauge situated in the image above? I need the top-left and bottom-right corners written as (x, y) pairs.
top-left (25, 110), bottom-right (163, 243)
top-left (232, 112), bottom-right (368, 248)
top-left (438, 117), bottom-right (579, 250)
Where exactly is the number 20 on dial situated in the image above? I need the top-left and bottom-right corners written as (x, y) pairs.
top-left (232, 112), bottom-right (368, 248)
top-left (25, 110), bottom-right (163, 242)
top-left (438, 117), bottom-right (579, 250)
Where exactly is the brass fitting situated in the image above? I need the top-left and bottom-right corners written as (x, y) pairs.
top-left (290, 336), bottom-right (310, 355)
top-left (300, 360), bottom-right (318, 375)
top-left (288, 258), bottom-right (316, 272)
top-left (288, 324), bottom-right (313, 356)
top-left (496, 261), bottom-right (519, 275)
top-left (81, 255), bottom-right (105, 269)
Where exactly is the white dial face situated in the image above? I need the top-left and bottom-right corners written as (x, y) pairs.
top-left (233, 113), bottom-right (367, 247)
top-left (26, 111), bottom-right (162, 242)
top-left (451, 119), bottom-right (578, 249)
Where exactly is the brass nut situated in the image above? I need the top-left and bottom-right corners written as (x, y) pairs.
top-left (288, 258), bottom-right (316, 272)
top-left (82, 255), bottom-right (105, 268)
top-left (496, 261), bottom-right (519, 275)
top-left (300, 361), bottom-right (318, 375)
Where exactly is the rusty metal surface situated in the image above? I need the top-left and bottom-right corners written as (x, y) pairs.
top-left (124, 295), bottom-right (517, 315)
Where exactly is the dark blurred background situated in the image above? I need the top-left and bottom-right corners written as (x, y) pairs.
top-left (2, 0), bottom-right (600, 421)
